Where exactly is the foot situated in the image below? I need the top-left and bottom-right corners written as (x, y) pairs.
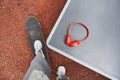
top-left (57, 66), bottom-right (70, 80)
top-left (34, 40), bottom-right (44, 58)
top-left (57, 66), bottom-right (66, 78)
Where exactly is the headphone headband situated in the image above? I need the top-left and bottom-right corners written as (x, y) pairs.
top-left (66, 22), bottom-right (89, 47)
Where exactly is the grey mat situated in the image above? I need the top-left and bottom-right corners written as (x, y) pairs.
top-left (47, 0), bottom-right (120, 80)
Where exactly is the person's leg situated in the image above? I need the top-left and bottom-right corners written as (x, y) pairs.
top-left (23, 53), bottom-right (50, 80)
top-left (23, 40), bottom-right (51, 80)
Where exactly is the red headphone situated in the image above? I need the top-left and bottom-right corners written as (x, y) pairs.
top-left (65, 22), bottom-right (89, 47)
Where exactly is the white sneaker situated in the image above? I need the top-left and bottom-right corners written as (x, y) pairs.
top-left (34, 40), bottom-right (42, 54)
top-left (34, 40), bottom-right (44, 58)
top-left (57, 66), bottom-right (66, 78)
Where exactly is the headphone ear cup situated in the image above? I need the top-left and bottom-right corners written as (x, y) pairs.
top-left (69, 40), bottom-right (80, 47)
top-left (66, 35), bottom-right (71, 45)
